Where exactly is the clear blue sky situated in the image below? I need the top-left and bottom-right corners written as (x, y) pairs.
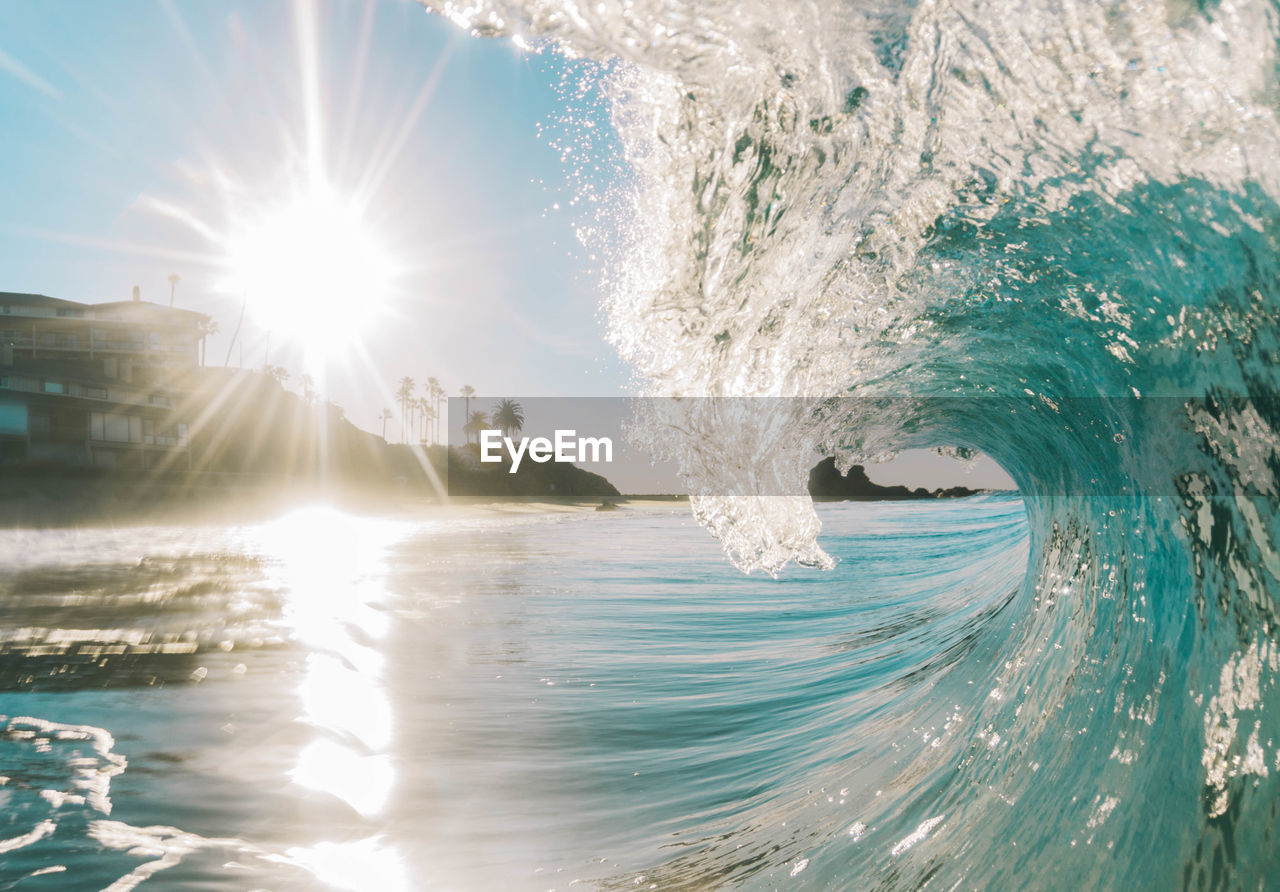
top-left (0, 0), bottom-right (631, 436)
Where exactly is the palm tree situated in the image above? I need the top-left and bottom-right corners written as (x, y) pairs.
top-left (462, 410), bottom-right (489, 446)
top-left (300, 374), bottom-right (316, 407)
top-left (438, 385), bottom-right (447, 443)
top-left (196, 318), bottom-right (218, 367)
top-left (264, 365), bottom-right (290, 387)
top-left (491, 399), bottom-right (525, 440)
top-left (380, 408), bottom-right (393, 441)
top-left (395, 376), bottom-right (415, 443)
top-left (419, 399), bottom-right (434, 443)
top-left (168, 273), bottom-right (180, 307)
top-left (460, 385), bottom-right (475, 427)
top-left (427, 377), bottom-right (443, 445)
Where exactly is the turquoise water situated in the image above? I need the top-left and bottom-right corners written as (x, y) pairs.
top-left (0, 497), bottom-right (1037, 889)
top-left (406, 0), bottom-right (1280, 886)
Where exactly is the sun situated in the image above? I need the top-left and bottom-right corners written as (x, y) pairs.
top-left (224, 181), bottom-right (394, 364)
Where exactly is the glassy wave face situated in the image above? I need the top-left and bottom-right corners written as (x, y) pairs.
top-left (423, 0), bottom-right (1280, 884)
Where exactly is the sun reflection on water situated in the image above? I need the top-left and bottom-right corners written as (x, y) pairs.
top-left (291, 738), bottom-right (396, 819)
top-left (283, 835), bottom-right (410, 892)
top-left (299, 652), bottom-right (393, 752)
top-left (251, 505), bottom-right (412, 888)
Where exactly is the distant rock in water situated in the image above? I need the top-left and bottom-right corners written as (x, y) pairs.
top-left (807, 457), bottom-right (977, 501)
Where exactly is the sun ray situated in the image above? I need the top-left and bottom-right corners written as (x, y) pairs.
top-left (157, 0), bottom-right (223, 97)
top-left (355, 41), bottom-right (456, 203)
top-left (132, 196), bottom-right (223, 243)
top-left (292, 0), bottom-right (326, 185)
top-left (334, 0), bottom-right (380, 179)
top-left (0, 46), bottom-right (62, 99)
top-left (8, 226), bottom-right (223, 268)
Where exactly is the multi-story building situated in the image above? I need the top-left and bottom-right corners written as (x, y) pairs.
top-left (0, 290), bottom-right (214, 469)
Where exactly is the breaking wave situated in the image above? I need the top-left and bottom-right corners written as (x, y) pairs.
top-left (427, 0), bottom-right (1280, 885)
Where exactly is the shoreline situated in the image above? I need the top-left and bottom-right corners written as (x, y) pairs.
top-left (0, 469), bottom-right (1008, 532)
top-left (0, 470), bottom-right (691, 530)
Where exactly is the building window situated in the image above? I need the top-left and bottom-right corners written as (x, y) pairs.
top-left (38, 333), bottom-right (78, 349)
top-left (43, 381), bottom-right (64, 394)
top-left (0, 401), bottom-right (26, 436)
top-left (102, 413), bottom-right (130, 443)
top-left (29, 414), bottom-right (52, 439)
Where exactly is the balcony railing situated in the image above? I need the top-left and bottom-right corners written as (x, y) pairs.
top-left (1, 336), bottom-right (195, 354)
top-left (0, 374), bottom-right (182, 409)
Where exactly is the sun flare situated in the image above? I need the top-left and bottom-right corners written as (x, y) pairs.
top-left (224, 181), bottom-right (394, 363)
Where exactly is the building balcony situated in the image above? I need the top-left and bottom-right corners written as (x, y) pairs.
top-left (0, 374), bottom-right (180, 409)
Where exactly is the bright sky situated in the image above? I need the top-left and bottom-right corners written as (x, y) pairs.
top-left (0, 0), bottom-right (629, 435)
top-left (0, 0), bottom-right (1015, 490)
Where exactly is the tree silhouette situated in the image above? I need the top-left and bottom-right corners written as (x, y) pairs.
top-left (419, 399), bottom-right (435, 444)
top-left (463, 409), bottom-right (488, 446)
top-left (491, 399), bottom-right (525, 440)
top-left (380, 408), bottom-right (393, 441)
top-left (395, 377), bottom-right (415, 444)
top-left (196, 318), bottom-right (218, 367)
top-left (427, 377), bottom-right (443, 445)
top-left (459, 384), bottom-right (476, 438)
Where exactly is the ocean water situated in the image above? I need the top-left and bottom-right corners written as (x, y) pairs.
top-left (410, 0), bottom-right (1279, 886)
top-left (0, 498), bottom-right (1038, 890)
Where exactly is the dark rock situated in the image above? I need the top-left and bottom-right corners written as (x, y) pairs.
top-left (808, 457), bottom-right (979, 501)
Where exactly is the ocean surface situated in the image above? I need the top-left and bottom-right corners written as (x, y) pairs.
top-left (0, 497), bottom-right (1060, 890)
